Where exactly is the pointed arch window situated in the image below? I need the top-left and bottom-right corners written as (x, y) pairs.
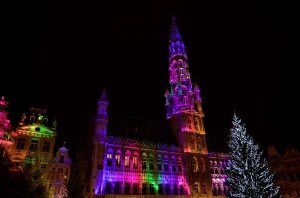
top-left (177, 157), bottom-right (182, 172)
top-left (125, 150), bottom-right (131, 167)
top-left (149, 154), bottom-right (154, 170)
top-left (194, 117), bottom-right (200, 131)
top-left (164, 155), bottom-right (169, 171)
top-left (125, 156), bottom-right (130, 167)
top-left (115, 155), bottom-right (121, 167)
top-left (157, 154), bottom-right (162, 171)
top-left (183, 97), bottom-right (187, 105)
top-left (142, 153), bottom-right (147, 170)
top-left (192, 157), bottom-right (198, 172)
top-left (194, 183), bottom-right (200, 193)
top-left (133, 151), bottom-right (139, 169)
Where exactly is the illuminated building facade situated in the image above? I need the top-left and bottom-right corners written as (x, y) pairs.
top-left (3, 104), bottom-right (71, 197)
top-left (91, 17), bottom-right (229, 197)
top-left (10, 107), bottom-right (57, 170)
top-left (49, 142), bottom-right (71, 198)
top-left (268, 145), bottom-right (300, 197)
top-left (0, 96), bottom-right (14, 156)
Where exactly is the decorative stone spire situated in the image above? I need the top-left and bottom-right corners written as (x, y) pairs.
top-left (100, 89), bottom-right (108, 102)
top-left (169, 16), bottom-right (186, 58)
top-left (170, 16), bottom-right (182, 41)
top-left (165, 17), bottom-right (196, 117)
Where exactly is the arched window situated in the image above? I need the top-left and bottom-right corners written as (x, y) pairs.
top-left (125, 150), bottom-right (131, 167)
top-left (171, 156), bottom-right (176, 172)
top-left (164, 155), bottom-right (169, 171)
top-left (106, 154), bottom-right (112, 167)
top-left (133, 151), bottom-right (139, 169)
top-left (192, 157), bottom-right (198, 172)
top-left (199, 158), bottom-right (205, 172)
top-left (142, 153), bottom-right (147, 170)
top-left (115, 150), bottom-right (122, 167)
top-left (183, 97), bottom-right (188, 105)
top-left (178, 68), bottom-right (184, 75)
top-left (177, 156), bottom-right (182, 172)
top-left (149, 154), bottom-right (154, 170)
top-left (194, 117), bottom-right (200, 131)
top-left (157, 154), bottom-right (162, 171)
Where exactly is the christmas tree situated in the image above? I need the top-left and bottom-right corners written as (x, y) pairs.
top-left (226, 113), bottom-right (279, 198)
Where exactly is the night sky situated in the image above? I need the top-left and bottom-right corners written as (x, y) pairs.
top-left (1, 0), bottom-right (299, 157)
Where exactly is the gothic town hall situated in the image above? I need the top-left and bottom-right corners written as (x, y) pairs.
top-left (90, 17), bottom-right (229, 198)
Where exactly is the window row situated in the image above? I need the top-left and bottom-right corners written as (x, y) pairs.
top-left (16, 138), bottom-right (51, 152)
top-left (106, 154), bottom-right (182, 172)
top-left (212, 184), bottom-right (229, 196)
top-left (194, 183), bottom-right (207, 194)
top-left (210, 168), bottom-right (226, 175)
top-left (209, 160), bottom-right (228, 167)
top-left (104, 182), bottom-right (186, 195)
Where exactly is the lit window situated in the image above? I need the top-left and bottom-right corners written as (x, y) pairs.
top-left (142, 153), bottom-right (147, 170)
top-left (192, 157), bottom-right (198, 172)
top-left (125, 156), bottom-right (130, 167)
top-left (133, 157), bottom-right (138, 169)
top-left (107, 154), bottom-right (112, 166)
top-left (115, 155), bottom-right (121, 167)
top-left (194, 118), bottom-right (200, 131)
top-left (194, 183), bottom-right (200, 193)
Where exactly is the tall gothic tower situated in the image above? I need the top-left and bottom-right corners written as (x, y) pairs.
top-left (165, 17), bottom-right (212, 196)
top-left (91, 89), bottom-right (109, 196)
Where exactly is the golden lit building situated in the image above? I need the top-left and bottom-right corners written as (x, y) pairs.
top-left (268, 145), bottom-right (300, 197)
top-left (10, 107), bottom-right (57, 170)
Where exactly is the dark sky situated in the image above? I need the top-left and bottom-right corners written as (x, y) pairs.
top-left (1, 0), bottom-right (299, 156)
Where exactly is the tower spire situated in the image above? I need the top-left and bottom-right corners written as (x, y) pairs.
top-left (170, 16), bottom-right (182, 41)
top-left (100, 89), bottom-right (108, 102)
top-left (169, 16), bottom-right (186, 58)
